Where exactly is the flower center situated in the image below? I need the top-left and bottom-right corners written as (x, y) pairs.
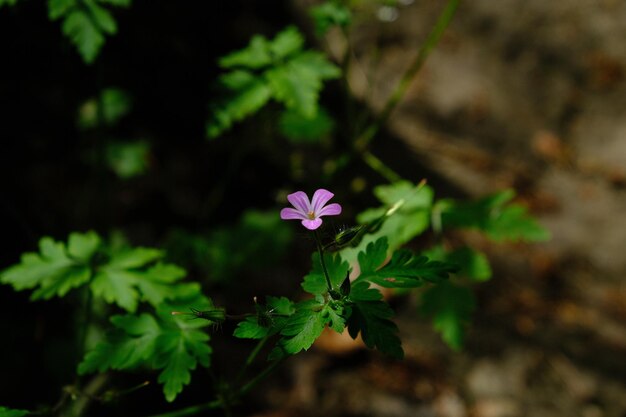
top-left (307, 211), bottom-right (316, 220)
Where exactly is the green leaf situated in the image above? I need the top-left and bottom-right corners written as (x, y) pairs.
top-left (302, 252), bottom-right (349, 295)
top-left (309, 2), bottom-right (352, 36)
top-left (90, 247), bottom-right (187, 312)
top-left (272, 300), bottom-right (327, 357)
top-left (77, 88), bottom-right (132, 129)
top-left (0, 232), bottom-right (99, 300)
top-left (61, 9), bottom-right (105, 63)
top-left (78, 313), bottom-right (160, 373)
top-left (48, 0), bottom-right (76, 19)
top-left (84, 0), bottom-right (117, 34)
top-left (347, 282), bottom-right (403, 358)
top-left (268, 25), bottom-right (304, 60)
top-left (219, 36), bottom-right (273, 69)
top-left (106, 141), bottom-right (150, 179)
top-left (270, 298), bottom-right (345, 359)
top-left (342, 181), bottom-right (433, 263)
top-left (206, 71), bottom-right (272, 139)
top-left (354, 237), bottom-right (457, 288)
top-left (208, 26), bottom-right (339, 138)
top-left (266, 51), bottom-right (340, 118)
top-left (234, 296), bottom-right (296, 340)
top-left (421, 282), bottom-right (476, 350)
top-left (447, 247), bottom-right (492, 281)
top-left (440, 189), bottom-right (550, 242)
top-left (80, 291), bottom-right (213, 402)
top-left (0, 407), bottom-right (30, 417)
top-left (279, 107), bottom-right (334, 143)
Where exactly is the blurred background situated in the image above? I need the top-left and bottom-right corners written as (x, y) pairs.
top-left (1, 0), bottom-right (625, 416)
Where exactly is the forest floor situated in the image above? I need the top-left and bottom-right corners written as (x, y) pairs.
top-left (250, 1), bottom-right (626, 416)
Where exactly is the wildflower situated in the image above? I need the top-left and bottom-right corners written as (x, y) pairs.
top-left (280, 189), bottom-right (342, 230)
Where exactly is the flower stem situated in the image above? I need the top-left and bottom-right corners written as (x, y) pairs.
top-left (313, 229), bottom-right (333, 294)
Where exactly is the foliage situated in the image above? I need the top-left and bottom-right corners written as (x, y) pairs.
top-left (79, 290), bottom-right (213, 402)
top-left (310, 1), bottom-right (352, 36)
top-left (0, 232), bottom-right (196, 312)
top-left (206, 26), bottom-right (340, 138)
top-left (342, 180), bottom-right (433, 262)
top-left (0, 407), bottom-right (30, 417)
top-left (48, 0), bottom-right (131, 64)
top-left (438, 189), bottom-right (550, 241)
top-left (347, 281), bottom-right (403, 358)
top-left (421, 282), bottom-right (476, 350)
top-left (0, 1), bottom-right (552, 414)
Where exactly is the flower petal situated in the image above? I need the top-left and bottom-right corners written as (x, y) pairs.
top-left (280, 207), bottom-right (308, 220)
top-left (318, 203), bottom-right (342, 217)
top-left (287, 191), bottom-right (311, 213)
top-left (311, 189), bottom-right (334, 214)
top-left (301, 218), bottom-right (323, 230)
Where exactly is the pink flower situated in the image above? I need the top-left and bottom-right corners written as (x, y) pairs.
top-left (280, 189), bottom-right (342, 230)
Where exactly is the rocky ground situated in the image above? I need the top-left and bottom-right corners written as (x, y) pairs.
top-left (249, 1), bottom-right (626, 416)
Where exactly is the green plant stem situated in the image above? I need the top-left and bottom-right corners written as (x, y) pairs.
top-left (234, 334), bottom-right (270, 385)
top-left (354, 0), bottom-right (460, 152)
top-left (313, 229), bottom-right (333, 293)
top-left (361, 150), bottom-right (401, 183)
top-left (239, 358), bottom-right (284, 396)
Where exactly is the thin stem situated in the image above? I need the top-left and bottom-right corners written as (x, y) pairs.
top-left (234, 335), bottom-right (270, 386)
top-left (361, 150), bottom-right (402, 183)
top-left (239, 358), bottom-right (284, 397)
top-left (354, 0), bottom-right (460, 151)
top-left (313, 229), bottom-right (333, 293)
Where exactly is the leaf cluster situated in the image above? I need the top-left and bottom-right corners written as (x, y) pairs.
top-left (79, 291), bottom-right (213, 402)
top-left (48, 0), bottom-right (131, 64)
top-left (439, 189), bottom-right (550, 241)
top-left (0, 231), bottom-right (196, 312)
top-left (206, 26), bottom-right (340, 139)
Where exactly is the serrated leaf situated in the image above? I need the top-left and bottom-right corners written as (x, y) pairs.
top-left (342, 182), bottom-right (433, 263)
top-left (302, 252), bottom-right (349, 295)
top-left (219, 36), bottom-right (273, 69)
top-left (90, 247), bottom-right (186, 311)
top-left (68, 230), bottom-right (101, 260)
top-left (354, 237), bottom-right (456, 288)
top-left (0, 407), bottom-right (30, 417)
top-left (0, 233), bottom-right (98, 299)
top-left (233, 318), bottom-right (270, 339)
top-left (440, 189), bottom-right (550, 242)
top-left (266, 51), bottom-right (339, 117)
top-left (309, 1), bottom-right (352, 36)
top-left (234, 296), bottom-right (296, 339)
top-left (48, 0), bottom-right (76, 19)
top-left (78, 313), bottom-right (160, 373)
top-left (84, 0), bottom-right (116, 34)
top-left (347, 284), bottom-right (403, 358)
top-left (61, 9), bottom-right (105, 64)
top-left (206, 72), bottom-right (272, 139)
top-left (268, 26), bottom-right (304, 60)
top-left (80, 291), bottom-right (213, 402)
top-left (421, 282), bottom-right (475, 350)
top-left (276, 301), bottom-right (327, 355)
